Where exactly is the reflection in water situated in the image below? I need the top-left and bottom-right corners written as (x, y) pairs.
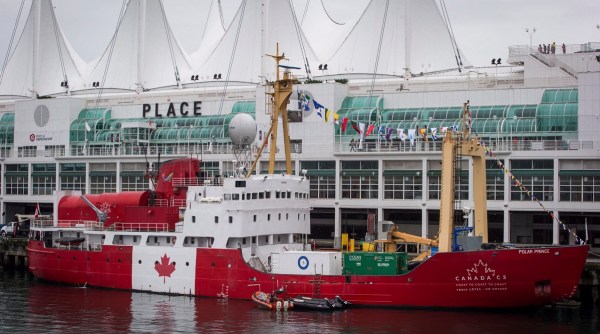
top-left (0, 269), bottom-right (594, 334)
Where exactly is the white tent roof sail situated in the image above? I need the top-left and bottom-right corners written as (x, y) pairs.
top-left (0, 0), bottom-right (86, 98)
top-left (189, 0), bottom-right (228, 70)
top-left (191, 0), bottom-right (320, 84)
top-left (0, 0), bottom-right (472, 98)
top-left (320, 0), bottom-right (470, 78)
top-left (86, 0), bottom-right (192, 92)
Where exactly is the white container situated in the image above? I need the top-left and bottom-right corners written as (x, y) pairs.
top-left (270, 251), bottom-right (342, 275)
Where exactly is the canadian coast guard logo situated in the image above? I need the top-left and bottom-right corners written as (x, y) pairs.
top-left (456, 260), bottom-right (507, 282)
top-left (455, 260), bottom-right (508, 292)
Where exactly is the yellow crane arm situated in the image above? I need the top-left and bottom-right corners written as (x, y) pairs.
top-left (388, 230), bottom-right (438, 247)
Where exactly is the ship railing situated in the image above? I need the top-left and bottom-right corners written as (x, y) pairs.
top-left (151, 198), bottom-right (186, 208)
top-left (55, 220), bottom-right (107, 230)
top-left (172, 177), bottom-right (224, 187)
top-left (30, 219), bottom-right (54, 228)
top-left (112, 223), bottom-right (170, 232)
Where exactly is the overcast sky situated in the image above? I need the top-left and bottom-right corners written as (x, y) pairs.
top-left (1, 0), bottom-right (599, 70)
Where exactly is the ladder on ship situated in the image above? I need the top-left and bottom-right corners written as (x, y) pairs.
top-left (311, 274), bottom-right (323, 297)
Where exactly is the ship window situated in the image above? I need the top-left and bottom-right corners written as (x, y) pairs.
top-left (215, 216), bottom-right (219, 224)
top-left (229, 216), bottom-right (233, 224)
top-left (232, 193), bottom-right (239, 200)
top-left (287, 191), bottom-right (291, 198)
top-left (253, 215), bottom-right (257, 222)
top-left (304, 214), bottom-right (306, 220)
top-left (276, 191), bottom-right (281, 198)
top-left (281, 191), bottom-right (286, 198)
top-left (278, 213), bottom-right (281, 220)
top-left (247, 194), bottom-right (251, 201)
top-left (154, 237), bottom-right (158, 244)
top-left (192, 216), bottom-right (196, 223)
top-left (286, 213), bottom-right (289, 220)
top-left (252, 236), bottom-right (256, 243)
top-left (235, 180), bottom-right (246, 187)
top-left (252, 193), bottom-right (257, 199)
top-left (277, 235), bottom-right (281, 242)
top-left (133, 236), bottom-right (137, 243)
top-left (259, 192), bottom-right (264, 199)
top-left (224, 193), bottom-right (231, 200)
top-left (242, 193), bottom-right (245, 200)
top-left (265, 191), bottom-right (271, 199)
top-left (243, 238), bottom-right (247, 245)
top-left (167, 237), bottom-right (171, 244)
top-left (267, 214), bottom-right (271, 221)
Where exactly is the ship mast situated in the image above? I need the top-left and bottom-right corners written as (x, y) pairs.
top-left (438, 102), bottom-right (488, 252)
top-left (247, 44), bottom-right (295, 176)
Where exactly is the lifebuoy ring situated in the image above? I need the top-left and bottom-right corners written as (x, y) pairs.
top-left (298, 255), bottom-right (309, 270)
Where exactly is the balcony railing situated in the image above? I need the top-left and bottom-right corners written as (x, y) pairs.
top-left (334, 138), bottom-right (598, 154)
top-left (3, 138), bottom-right (599, 160)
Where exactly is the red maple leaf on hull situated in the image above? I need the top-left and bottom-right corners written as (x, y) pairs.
top-left (155, 254), bottom-right (176, 283)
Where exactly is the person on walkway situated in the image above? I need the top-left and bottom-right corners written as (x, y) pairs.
top-left (543, 44), bottom-right (547, 54)
top-left (349, 138), bottom-right (356, 152)
top-left (551, 42), bottom-right (556, 54)
top-left (562, 43), bottom-right (566, 54)
top-left (538, 44), bottom-right (542, 53)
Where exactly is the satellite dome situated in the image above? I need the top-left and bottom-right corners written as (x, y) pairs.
top-left (228, 113), bottom-right (257, 145)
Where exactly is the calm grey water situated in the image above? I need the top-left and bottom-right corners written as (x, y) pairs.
top-left (0, 269), bottom-right (597, 334)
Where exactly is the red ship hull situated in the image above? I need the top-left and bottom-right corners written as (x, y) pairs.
top-left (28, 240), bottom-right (588, 308)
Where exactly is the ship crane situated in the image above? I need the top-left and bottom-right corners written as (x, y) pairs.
top-left (376, 226), bottom-right (438, 262)
top-left (80, 195), bottom-right (107, 223)
top-left (380, 102), bottom-right (487, 260)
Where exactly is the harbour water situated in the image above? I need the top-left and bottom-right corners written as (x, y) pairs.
top-left (0, 269), bottom-right (597, 334)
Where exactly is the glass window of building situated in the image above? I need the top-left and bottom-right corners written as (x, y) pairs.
top-left (5, 164), bottom-right (28, 195)
top-left (486, 160), bottom-right (505, 201)
top-left (559, 160), bottom-right (600, 202)
top-left (32, 163), bottom-right (56, 195)
top-left (121, 162), bottom-right (147, 191)
top-left (341, 161), bottom-right (378, 199)
top-left (510, 160), bottom-right (553, 201)
top-left (60, 163), bottom-right (86, 192)
top-left (301, 161), bottom-right (335, 199)
top-left (90, 163), bottom-right (117, 194)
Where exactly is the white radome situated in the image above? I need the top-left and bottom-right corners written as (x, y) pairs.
top-left (228, 113), bottom-right (257, 145)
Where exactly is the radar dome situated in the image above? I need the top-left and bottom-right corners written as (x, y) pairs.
top-left (228, 113), bottom-right (257, 145)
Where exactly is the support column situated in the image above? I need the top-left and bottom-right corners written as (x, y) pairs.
top-left (553, 210), bottom-right (560, 245)
top-left (421, 207), bottom-right (428, 238)
top-left (503, 207), bottom-right (510, 243)
top-left (116, 162), bottom-right (122, 192)
top-left (334, 205), bottom-right (341, 249)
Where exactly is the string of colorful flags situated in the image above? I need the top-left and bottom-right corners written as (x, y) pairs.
top-left (298, 90), bottom-right (455, 144)
top-left (301, 91), bottom-right (586, 245)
